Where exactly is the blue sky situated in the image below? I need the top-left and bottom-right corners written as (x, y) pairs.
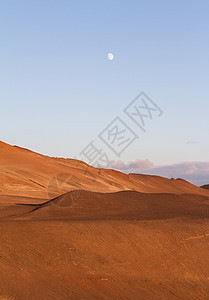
top-left (1, 1), bottom-right (209, 184)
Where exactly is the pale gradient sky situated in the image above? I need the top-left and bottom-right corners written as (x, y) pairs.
top-left (1, 1), bottom-right (209, 184)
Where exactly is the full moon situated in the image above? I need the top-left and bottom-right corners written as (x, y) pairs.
top-left (107, 53), bottom-right (114, 60)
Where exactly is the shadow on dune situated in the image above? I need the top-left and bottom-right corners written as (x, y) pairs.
top-left (1, 189), bottom-right (209, 222)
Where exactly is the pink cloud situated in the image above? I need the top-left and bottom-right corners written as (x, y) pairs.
top-left (109, 160), bottom-right (209, 186)
top-left (109, 159), bottom-right (154, 171)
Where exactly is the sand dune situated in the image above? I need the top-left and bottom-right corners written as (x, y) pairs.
top-left (1, 216), bottom-right (209, 299)
top-left (1, 141), bottom-right (208, 204)
top-left (1, 141), bottom-right (209, 299)
top-left (1, 190), bottom-right (209, 222)
top-left (1, 189), bottom-right (209, 299)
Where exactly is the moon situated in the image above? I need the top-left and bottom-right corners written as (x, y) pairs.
top-left (107, 53), bottom-right (114, 60)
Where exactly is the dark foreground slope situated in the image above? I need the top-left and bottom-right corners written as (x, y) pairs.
top-left (0, 191), bottom-right (209, 299)
top-left (1, 190), bottom-right (209, 221)
top-left (0, 219), bottom-right (209, 299)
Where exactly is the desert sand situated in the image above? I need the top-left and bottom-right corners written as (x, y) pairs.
top-left (0, 141), bottom-right (209, 299)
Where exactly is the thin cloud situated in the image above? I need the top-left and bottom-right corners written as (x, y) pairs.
top-left (109, 160), bottom-right (209, 186)
top-left (145, 162), bottom-right (209, 186)
top-left (186, 141), bottom-right (197, 145)
top-left (109, 159), bottom-right (153, 171)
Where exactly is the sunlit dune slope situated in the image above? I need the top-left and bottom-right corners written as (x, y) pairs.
top-left (0, 140), bottom-right (208, 203)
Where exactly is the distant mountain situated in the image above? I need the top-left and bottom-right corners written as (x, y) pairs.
top-left (201, 184), bottom-right (209, 190)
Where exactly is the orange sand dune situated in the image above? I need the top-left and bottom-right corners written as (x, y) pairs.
top-left (0, 140), bottom-right (208, 204)
top-left (1, 141), bottom-right (209, 299)
top-left (1, 190), bottom-right (209, 221)
top-left (1, 190), bottom-right (209, 299)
